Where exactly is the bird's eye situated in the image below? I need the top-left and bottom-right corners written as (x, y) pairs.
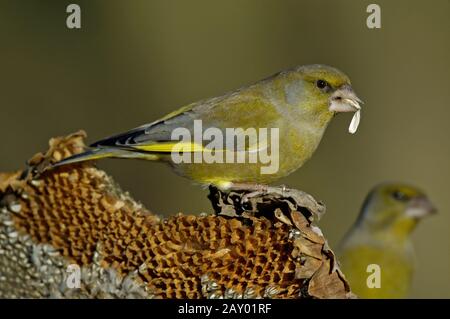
top-left (316, 79), bottom-right (330, 90)
top-left (392, 191), bottom-right (409, 202)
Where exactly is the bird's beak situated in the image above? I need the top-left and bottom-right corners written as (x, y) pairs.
top-left (405, 196), bottom-right (437, 219)
top-left (329, 84), bottom-right (363, 113)
top-left (329, 84), bottom-right (363, 134)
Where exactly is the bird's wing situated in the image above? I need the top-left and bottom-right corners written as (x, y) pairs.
top-left (91, 103), bottom-right (198, 148)
top-left (91, 90), bottom-right (280, 153)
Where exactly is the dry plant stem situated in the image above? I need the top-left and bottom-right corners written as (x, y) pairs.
top-left (0, 131), bottom-right (353, 299)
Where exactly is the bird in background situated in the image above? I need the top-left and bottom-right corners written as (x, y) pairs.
top-left (338, 183), bottom-right (436, 298)
top-left (53, 64), bottom-right (362, 189)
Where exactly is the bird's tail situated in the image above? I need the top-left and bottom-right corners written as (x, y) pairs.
top-left (51, 147), bottom-right (159, 168)
top-left (51, 148), bottom-right (117, 167)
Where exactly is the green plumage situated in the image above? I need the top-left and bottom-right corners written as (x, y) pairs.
top-left (338, 183), bottom-right (435, 298)
top-left (54, 64), bottom-right (361, 188)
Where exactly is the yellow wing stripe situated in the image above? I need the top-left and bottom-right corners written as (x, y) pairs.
top-left (134, 142), bottom-right (204, 153)
top-left (133, 140), bottom-right (267, 153)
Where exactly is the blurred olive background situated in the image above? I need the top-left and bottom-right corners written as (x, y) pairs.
top-left (0, 0), bottom-right (449, 297)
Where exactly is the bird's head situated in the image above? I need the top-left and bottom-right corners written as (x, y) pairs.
top-left (290, 64), bottom-right (363, 133)
top-left (357, 183), bottom-right (436, 240)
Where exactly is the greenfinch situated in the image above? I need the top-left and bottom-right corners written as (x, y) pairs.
top-left (338, 183), bottom-right (436, 298)
top-left (53, 64), bottom-right (362, 188)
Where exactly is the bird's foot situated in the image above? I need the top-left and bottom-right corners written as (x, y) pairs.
top-left (208, 183), bottom-right (326, 221)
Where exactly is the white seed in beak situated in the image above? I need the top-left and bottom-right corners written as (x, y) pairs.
top-left (342, 98), bottom-right (361, 111)
top-left (329, 86), bottom-right (363, 134)
top-left (348, 110), bottom-right (361, 134)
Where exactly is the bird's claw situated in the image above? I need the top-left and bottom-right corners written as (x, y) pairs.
top-left (209, 184), bottom-right (326, 221)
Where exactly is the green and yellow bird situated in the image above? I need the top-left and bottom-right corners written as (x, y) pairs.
top-left (338, 183), bottom-right (436, 298)
top-left (54, 64), bottom-right (362, 189)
